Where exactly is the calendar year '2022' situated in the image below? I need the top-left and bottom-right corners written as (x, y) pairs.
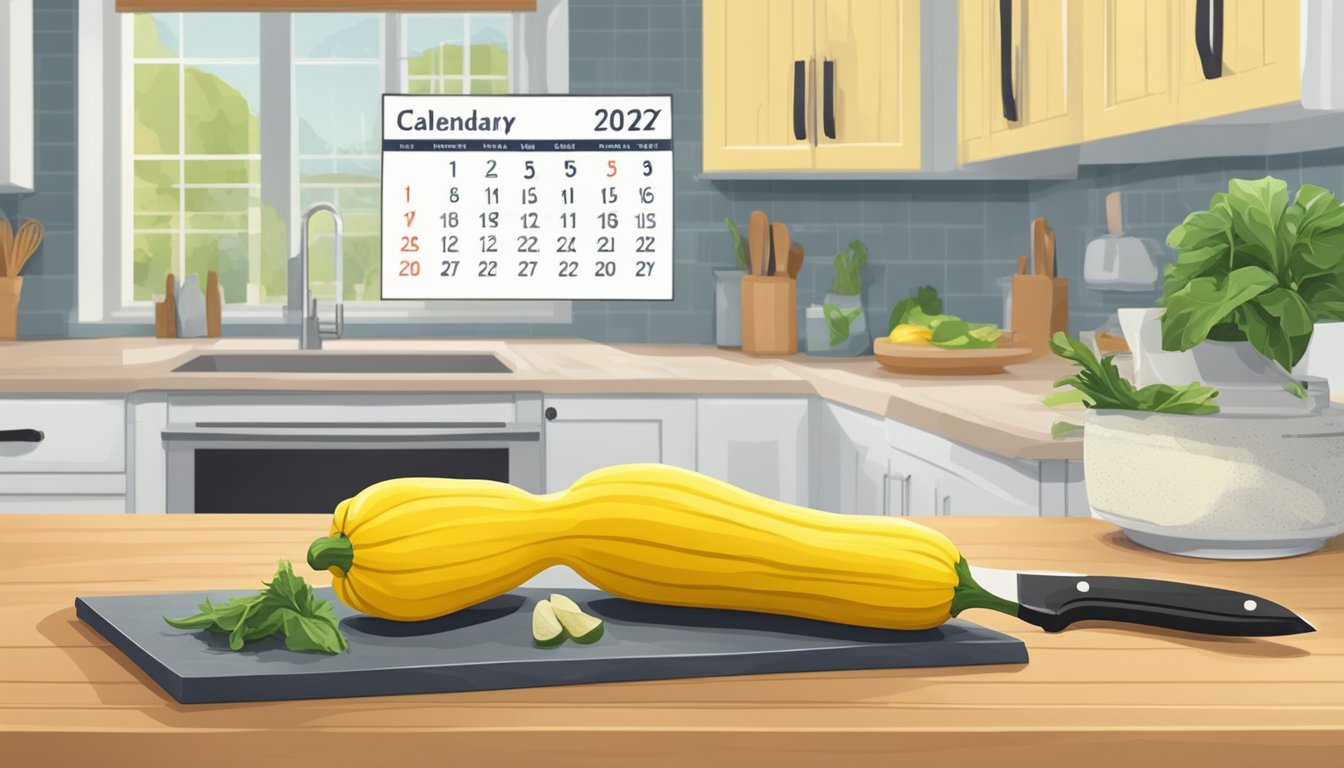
top-left (381, 94), bottom-right (674, 301)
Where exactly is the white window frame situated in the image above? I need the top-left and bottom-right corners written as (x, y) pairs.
top-left (77, 0), bottom-right (571, 326)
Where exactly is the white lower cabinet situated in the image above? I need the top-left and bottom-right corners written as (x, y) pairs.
top-left (697, 398), bottom-right (810, 505)
top-left (819, 402), bottom-right (1082, 518)
top-left (0, 396), bottom-right (128, 513)
top-left (543, 396), bottom-right (696, 492)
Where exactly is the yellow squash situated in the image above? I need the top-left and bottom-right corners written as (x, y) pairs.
top-left (306, 464), bottom-right (1011, 629)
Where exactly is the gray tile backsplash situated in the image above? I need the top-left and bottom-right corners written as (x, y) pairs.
top-left (1030, 149), bottom-right (1344, 334)
top-left (4, 0), bottom-right (1340, 343)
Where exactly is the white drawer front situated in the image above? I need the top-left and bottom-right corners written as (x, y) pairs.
top-left (0, 399), bottom-right (126, 473)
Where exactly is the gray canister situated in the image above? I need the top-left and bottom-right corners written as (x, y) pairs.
top-left (713, 268), bottom-right (747, 347)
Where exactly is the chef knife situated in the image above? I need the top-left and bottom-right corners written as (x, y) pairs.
top-left (966, 565), bottom-right (1314, 636)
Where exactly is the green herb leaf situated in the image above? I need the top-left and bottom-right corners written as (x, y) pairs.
top-left (1237, 287), bottom-right (1315, 371)
top-left (1051, 421), bottom-right (1085, 440)
top-left (1226, 177), bottom-right (1290, 273)
top-left (889, 285), bottom-right (942, 332)
top-left (822, 303), bottom-right (863, 346)
top-left (162, 561), bottom-right (348, 655)
top-left (830, 240), bottom-right (868, 295)
top-left (1299, 273), bottom-right (1344, 321)
top-left (1283, 379), bottom-right (1309, 399)
top-left (725, 217), bottom-right (749, 271)
top-left (1046, 332), bottom-right (1220, 415)
top-left (1159, 266), bottom-right (1278, 352)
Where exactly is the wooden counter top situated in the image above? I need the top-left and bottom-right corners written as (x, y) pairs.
top-left (3, 514), bottom-right (1339, 767)
top-left (0, 338), bottom-right (1080, 459)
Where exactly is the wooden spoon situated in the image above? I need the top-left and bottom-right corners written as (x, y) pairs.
top-left (770, 222), bottom-right (790, 279)
top-left (747, 211), bottom-right (768, 277)
top-left (787, 242), bottom-right (804, 279)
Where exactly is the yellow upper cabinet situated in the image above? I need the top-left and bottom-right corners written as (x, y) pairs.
top-left (959, 0), bottom-right (1082, 164)
top-left (702, 0), bottom-right (921, 172)
top-left (1172, 0), bottom-right (1300, 122)
top-left (813, 0), bottom-right (922, 170)
top-left (1082, 0), bottom-right (1178, 141)
top-left (703, 0), bottom-right (815, 172)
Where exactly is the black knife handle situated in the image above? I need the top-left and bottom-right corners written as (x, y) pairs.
top-left (1015, 574), bottom-right (1313, 637)
top-left (1194, 0), bottom-right (1224, 80)
top-left (999, 0), bottom-right (1019, 121)
top-left (822, 59), bottom-right (837, 140)
top-left (0, 429), bottom-right (44, 443)
top-left (792, 59), bottom-right (807, 140)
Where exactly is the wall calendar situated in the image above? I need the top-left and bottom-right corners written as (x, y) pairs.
top-left (381, 94), bottom-right (674, 300)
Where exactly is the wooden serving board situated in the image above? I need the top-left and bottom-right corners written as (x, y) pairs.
top-left (76, 587), bottom-right (1027, 704)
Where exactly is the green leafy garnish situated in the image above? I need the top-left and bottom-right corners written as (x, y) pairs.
top-left (163, 561), bottom-right (349, 654)
top-left (1046, 332), bottom-right (1221, 415)
top-left (822, 303), bottom-right (864, 345)
top-left (724, 217), bottom-right (750, 271)
top-left (889, 285), bottom-right (943, 332)
top-left (830, 240), bottom-right (868, 295)
top-left (1161, 176), bottom-right (1344, 371)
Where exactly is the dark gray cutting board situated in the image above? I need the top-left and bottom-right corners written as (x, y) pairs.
top-left (76, 587), bottom-right (1027, 704)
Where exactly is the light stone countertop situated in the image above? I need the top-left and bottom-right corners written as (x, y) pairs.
top-left (0, 337), bottom-right (1082, 460)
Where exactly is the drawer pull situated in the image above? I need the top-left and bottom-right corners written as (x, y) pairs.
top-left (0, 429), bottom-right (44, 443)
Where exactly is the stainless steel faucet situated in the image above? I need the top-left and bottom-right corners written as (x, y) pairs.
top-left (298, 203), bottom-right (344, 350)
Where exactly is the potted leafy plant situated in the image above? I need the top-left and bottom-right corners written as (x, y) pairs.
top-left (1047, 331), bottom-right (1344, 559)
top-left (1138, 176), bottom-right (1344, 399)
top-left (714, 217), bottom-right (750, 347)
top-left (805, 239), bottom-right (870, 356)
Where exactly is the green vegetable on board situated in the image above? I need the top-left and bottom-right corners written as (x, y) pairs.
top-left (163, 561), bottom-right (348, 654)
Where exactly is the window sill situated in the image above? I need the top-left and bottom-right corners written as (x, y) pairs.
top-left (88, 302), bottom-right (572, 326)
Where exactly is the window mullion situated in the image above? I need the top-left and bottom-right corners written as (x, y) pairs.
top-left (259, 13), bottom-right (292, 306)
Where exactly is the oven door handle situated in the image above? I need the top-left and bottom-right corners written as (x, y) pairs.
top-left (160, 424), bottom-right (542, 443)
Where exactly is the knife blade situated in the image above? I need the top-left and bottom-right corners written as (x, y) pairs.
top-left (967, 565), bottom-right (1314, 637)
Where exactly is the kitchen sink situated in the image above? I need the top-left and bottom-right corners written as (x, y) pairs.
top-left (172, 353), bottom-right (512, 374)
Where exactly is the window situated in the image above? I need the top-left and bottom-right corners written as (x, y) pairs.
top-left (79, 0), bottom-right (570, 324)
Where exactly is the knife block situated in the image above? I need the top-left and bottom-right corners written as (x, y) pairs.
top-left (741, 276), bottom-right (796, 356)
top-left (1050, 276), bottom-right (1069, 336)
top-left (1011, 274), bottom-right (1055, 358)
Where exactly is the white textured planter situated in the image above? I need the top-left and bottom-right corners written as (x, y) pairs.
top-left (1084, 409), bottom-right (1344, 558)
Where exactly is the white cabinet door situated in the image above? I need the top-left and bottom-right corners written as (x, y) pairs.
top-left (543, 397), bottom-right (696, 493)
top-left (0, 0), bottom-right (33, 192)
top-left (817, 402), bottom-right (893, 516)
top-left (698, 398), bottom-right (810, 504)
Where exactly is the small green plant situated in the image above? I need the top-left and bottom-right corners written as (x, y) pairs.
top-left (1161, 176), bottom-right (1344, 372)
top-left (724, 217), bottom-right (750, 271)
top-left (1043, 333), bottom-right (1220, 437)
top-left (829, 239), bottom-right (868, 295)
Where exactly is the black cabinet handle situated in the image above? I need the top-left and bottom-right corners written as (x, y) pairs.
top-left (1194, 0), bottom-right (1224, 80)
top-left (999, 0), bottom-right (1019, 121)
top-left (0, 429), bottom-right (44, 443)
top-left (792, 59), bottom-right (807, 140)
top-left (544, 407), bottom-right (557, 421)
top-left (822, 59), bottom-right (837, 140)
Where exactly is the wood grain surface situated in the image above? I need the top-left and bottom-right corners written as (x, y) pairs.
top-left (1, 514), bottom-right (1340, 767)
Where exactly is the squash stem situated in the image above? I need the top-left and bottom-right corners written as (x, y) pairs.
top-left (307, 534), bottom-right (353, 575)
top-left (949, 557), bottom-right (1019, 618)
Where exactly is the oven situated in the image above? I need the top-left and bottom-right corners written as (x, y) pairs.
top-left (162, 393), bottom-right (543, 513)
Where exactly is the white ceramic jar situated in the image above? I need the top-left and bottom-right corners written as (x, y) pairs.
top-left (1084, 408), bottom-right (1344, 558)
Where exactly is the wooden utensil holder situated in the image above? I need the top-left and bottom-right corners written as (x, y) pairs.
top-left (1010, 274), bottom-right (1055, 358)
top-left (741, 276), bottom-right (796, 356)
top-left (1049, 276), bottom-right (1069, 336)
top-left (0, 276), bottom-right (22, 340)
